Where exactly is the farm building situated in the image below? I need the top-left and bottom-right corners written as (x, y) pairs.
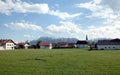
top-left (40, 42), bottom-right (52, 49)
top-left (16, 42), bottom-right (30, 49)
top-left (55, 42), bottom-right (69, 48)
top-left (52, 42), bottom-right (76, 48)
top-left (0, 39), bottom-right (15, 50)
top-left (97, 39), bottom-right (120, 50)
top-left (76, 40), bottom-right (88, 48)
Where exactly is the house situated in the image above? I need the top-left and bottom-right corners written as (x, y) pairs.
top-left (76, 40), bottom-right (88, 48)
top-left (97, 39), bottom-right (120, 50)
top-left (53, 42), bottom-right (76, 48)
top-left (16, 42), bottom-right (29, 49)
top-left (41, 42), bottom-right (75, 49)
top-left (57, 42), bottom-right (69, 48)
top-left (68, 43), bottom-right (76, 48)
top-left (40, 42), bottom-right (52, 49)
top-left (0, 39), bottom-right (15, 50)
top-left (55, 42), bottom-right (69, 48)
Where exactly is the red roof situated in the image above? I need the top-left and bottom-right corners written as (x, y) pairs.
top-left (17, 43), bottom-right (26, 46)
top-left (57, 42), bottom-right (68, 45)
top-left (40, 42), bottom-right (51, 46)
top-left (0, 39), bottom-right (15, 45)
top-left (17, 42), bottom-right (29, 46)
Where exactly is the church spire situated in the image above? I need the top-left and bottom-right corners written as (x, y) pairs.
top-left (86, 34), bottom-right (88, 41)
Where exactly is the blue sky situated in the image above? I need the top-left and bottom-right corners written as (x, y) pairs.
top-left (0, 0), bottom-right (120, 42)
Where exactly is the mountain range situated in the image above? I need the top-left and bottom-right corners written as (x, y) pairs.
top-left (29, 37), bottom-right (79, 45)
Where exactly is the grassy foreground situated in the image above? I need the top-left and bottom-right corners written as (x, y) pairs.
top-left (0, 49), bottom-right (120, 75)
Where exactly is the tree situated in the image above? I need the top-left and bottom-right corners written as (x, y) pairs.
top-left (36, 40), bottom-right (42, 48)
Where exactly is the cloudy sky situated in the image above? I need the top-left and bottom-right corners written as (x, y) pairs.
top-left (0, 0), bottom-right (120, 42)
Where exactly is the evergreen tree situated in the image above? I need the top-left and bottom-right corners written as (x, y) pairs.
top-left (36, 40), bottom-right (42, 48)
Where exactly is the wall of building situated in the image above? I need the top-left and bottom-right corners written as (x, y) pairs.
top-left (40, 43), bottom-right (52, 49)
top-left (24, 44), bottom-right (29, 49)
top-left (0, 46), bottom-right (5, 50)
top-left (76, 44), bottom-right (88, 48)
top-left (40, 46), bottom-right (52, 49)
top-left (97, 45), bottom-right (120, 50)
top-left (5, 43), bottom-right (15, 50)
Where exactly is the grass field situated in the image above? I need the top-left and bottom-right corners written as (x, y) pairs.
top-left (0, 49), bottom-right (120, 75)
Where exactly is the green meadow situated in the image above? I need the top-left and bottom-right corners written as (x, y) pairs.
top-left (0, 49), bottom-right (120, 75)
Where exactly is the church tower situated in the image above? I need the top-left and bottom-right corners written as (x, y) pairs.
top-left (86, 34), bottom-right (88, 41)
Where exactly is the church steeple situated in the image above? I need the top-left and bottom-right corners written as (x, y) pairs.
top-left (86, 34), bottom-right (88, 41)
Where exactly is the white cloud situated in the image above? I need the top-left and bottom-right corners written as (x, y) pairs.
top-left (0, 0), bottom-right (81, 20)
top-left (47, 20), bottom-right (120, 39)
top-left (94, 0), bottom-right (102, 4)
top-left (5, 22), bottom-right (43, 31)
top-left (100, 0), bottom-right (120, 11)
top-left (24, 34), bottom-right (31, 38)
top-left (75, 0), bottom-right (117, 19)
top-left (85, 24), bottom-right (120, 39)
top-left (49, 10), bottom-right (82, 20)
top-left (47, 21), bottom-right (81, 34)
top-left (24, 34), bottom-right (33, 38)
top-left (75, 1), bottom-right (102, 12)
top-left (0, 0), bottom-right (49, 15)
top-left (75, 0), bottom-right (120, 39)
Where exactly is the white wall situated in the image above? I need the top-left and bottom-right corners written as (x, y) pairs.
top-left (0, 46), bottom-right (5, 50)
top-left (5, 43), bottom-right (15, 50)
top-left (40, 43), bottom-right (52, 49)
top-left (40, 46), bottom-right (50, 49)
top-left (24, 44), bottom-right (29, 49)
top-left (97, 45), bottom-right (120, 50)
top-left (76, 44), bottom-right (88, 48)
top-left (49, 43), bottom-right (52, 49)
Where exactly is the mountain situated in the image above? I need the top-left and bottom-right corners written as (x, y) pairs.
top-left (29, 37), bottom-right (78, 45)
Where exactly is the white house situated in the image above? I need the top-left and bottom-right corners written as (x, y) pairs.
top-left (97, 39), bottom-right (120, 50)
top-left (16, 42), bottom-right (29, 49)
top-left (76, 40), bottom-right (88, 48)
top-left (40, 42), bottom-right (52, 49)
top-left (0, 39), bottom-right (15, 50)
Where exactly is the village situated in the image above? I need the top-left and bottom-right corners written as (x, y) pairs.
top-left (0, 36), bottom-right (120, 50)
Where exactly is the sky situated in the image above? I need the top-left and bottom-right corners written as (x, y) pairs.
top-left (0, 0), bottom-right (120, 42)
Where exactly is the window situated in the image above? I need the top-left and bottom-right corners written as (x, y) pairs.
top-left (7, 44), bottom-right (9, 46)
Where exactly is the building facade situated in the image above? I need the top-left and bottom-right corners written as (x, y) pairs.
top-left (0, 39), bottom-right (15, 50)
top-left (40, 42), bottom-right (52, 49)
top-left (76, 40), bottom-right (88, 48)
top-left (97, 39), bottom-right (120, 50)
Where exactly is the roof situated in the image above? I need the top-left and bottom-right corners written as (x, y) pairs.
top-left (57, 42), bottom-right (68, 45)
top-left (97, 39), bottom-right (120, 45)
top-left (76, 40), bottom-right (88, 44)
top-left (17, 42), bottom-right (29, 45)
top-left (40, 42), bottom-right (51, 46)
top-left (0, 39), bottom-right (15, 46)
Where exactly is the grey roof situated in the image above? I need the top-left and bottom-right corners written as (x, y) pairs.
top-left (76, 40), bottom-right (88, 44)
top-left (97, 39), bottom-right (120, 45)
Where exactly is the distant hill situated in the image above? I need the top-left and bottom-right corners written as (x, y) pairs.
top-left (29, 37), bottom-right (78, 45)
